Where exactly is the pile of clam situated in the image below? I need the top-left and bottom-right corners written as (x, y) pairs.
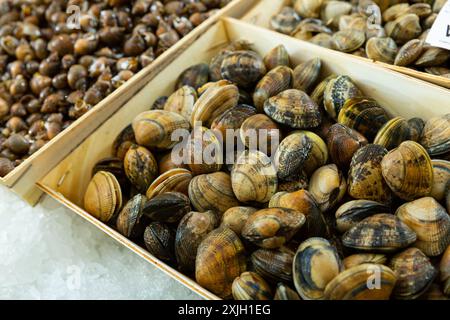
top-left (270, 0), bottom-right (450, 77)
top-left (0, 0), bottom-right (230, 177)
top-left (83, 40), bottom-right (450, 300)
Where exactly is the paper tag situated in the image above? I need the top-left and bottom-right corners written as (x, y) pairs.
top-left (426, 0), bottom-right (450, 50)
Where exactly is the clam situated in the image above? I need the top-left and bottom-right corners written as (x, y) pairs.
top-left (293, 237), bottom-right (343, 300)
top-left (92, 157), bottom-right (128, 191)
top-left (389, 248), bottom-right (437, 300)
top-left (273, 131), bottom-right (312, 179)
top-left (420, 114), bottom-right (450, 156)
top-left (158, 151), bottom-right (189, 174)
top-left (185, 126), bottom-right (223, 175)
top-left (112, 124), bottom-right (136, 159)
top-left (251, 247), bottom-right (294, 284)
top-left (365, 37), bottom-right (398, 64)
top-left (415, 47), bottom-right (450, 67)
top-left (242, 208), bottom-right (306, 249)
top-left (343, 253), bottom-right (387, 269)
top-left (309, 33), bottom-right (333, 49)
top-left (430, 160), bottom-right (450, 201)
top-left (84, 171), bottom-right (122, 223)
top-left (264, 89), bottom-right (322, 129)
top-left (425, 67), bottom-right (450, 77)
top-left (309, 164), bottom-right (347, 212)
top-left (191, 80), bottom-right (239, 127)
top-left (288, 131), bottom-right (328, 177)
top-left (408, 117), bottom-right (425, 142)
top-left (331, 29), bottom-right (366, 53)
top-left (278, 170), bottom-right (309, 193)
top-left (143, 222), bottom-right (175, 263)
top-left (231, 150), bottom-right (278, 203)
top-left (394, 39), bottom-right (424, 66)
top-left (324, 75), bottom-right (362, 120)
top-left (310, 74), bottom-right (338, 106)
top-left (269, 190), bottom-right (328, 239)
top-left (373, 117), bottom-right (411, 150)
top-left (321, 1), bottom-right (353, 28)
top-left (143, 192), bottom-right (190, 224)
top-left (270, 7), bottom-right (302, 35)
top-left (274, 283), bottom-right (301, 300)
top-left (253, 66), bottom-right (293, 112)
top-left (396, 197), bottom-right (450, 257)
top-left (336, 200), bottom-right (390, 233)
top-left (324, 264), bottom-right (397, 300)
top-left (441, 245), bottom-right (450, 296)
top-left (196, 227), bottom-right (246, 299)
top-left (124, 145), bottom-right (158, 193)
top-left (326, 123), bottom-right (368, 170)
top-left (293, 58), bottom-right (322, 93)
top-left (381, 141), bottom-right (433, 201)
top-left (385, 14), bottom-right (422, 45)
top-left (220, 207), bottom-right (257, 236)
top-left (132, 110), bottom-right (190, 149)
top-left (175, 63), bottom-right (209, 90)
top-left (263, 44), bottom-right (290, 71)
top-left (342, 214), bottom-right (417, 252)
top-left (188, 172), bottom-right (239, 214)
top-left (209, 50), bottom-right (232, 82)
top-left (232, 271), bottom-right (272, 300)
top-left (116, 194), bottom-right (148, 238)
top-left (220, 50), bottom-right (266, 88)
top-left (338, 97), bottom-right (390, 141)
top-left (383, 3), bottom-right (410, 22)
top-left (163, 85), bottom-right (197, 121)
top-left (175, 210), bottom-right (218, 273)
top-left (211, 104), bottom-right (257, 143)
top-left (240, 114), bottom-right (281, 155)
top-left (294, 0), bottom-right (324, 18)
top-left (146, 168), bottom-right (192, 199)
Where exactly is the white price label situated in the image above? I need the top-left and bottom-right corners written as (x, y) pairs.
top-left (426, 0), bottom-right (450, 50)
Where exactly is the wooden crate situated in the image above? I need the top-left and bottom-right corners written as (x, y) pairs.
top-left (241, 0), bottom-right (450, 89)
top-left (0, 0), bottom-right (260, 205)
top-left (37, 17), bottom-right (450, 300)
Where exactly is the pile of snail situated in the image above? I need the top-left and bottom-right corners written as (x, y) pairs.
top-left (0, 0), bottom-right (231, 177)
top-left (82, 40), bottom-right (450, 300)
top-left (270, 0), bottom-right (450, 77)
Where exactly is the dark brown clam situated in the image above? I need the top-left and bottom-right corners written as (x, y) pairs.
top-left (336, 200), bottom-right (390, 233)
top-left (116, 194), bottom-right (148, 239)
top-left (389, 248), bottom-right (437, 300)
top-left (326, 123), bottom-right (368, 170)
top-left (251, 247), bottom-right (294, 284)
top-left (264, 89), bottom-right (322, 129)
top-left (143, 222), bottom-right (175, 263)
top-left (324, 75), bottom-right (362, 120)
top-left (263, 44), bottom-right (290, 71)
top-left (292, 58), bottom-right (321, 93)
top-left (175, 210), bottom-right (218, 273)
top-left (253, 66), bottom-right (293, 112)
top-left (348, 144), bottom-right (393, 204)
top-left (175, 63), bottom-right (209, 90)
top-left (123, 145), bottom-right (158, 193)
top-left (338, 97), bottom-right (390, 141)
top-left (143, 192), bottom-right (191, 224)
top-left (211, 104), bottom-right (257, 144)
top-left (342, 214), bottom-right (417, 252)
top-left (220, 50), bottom-right (266, 88)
